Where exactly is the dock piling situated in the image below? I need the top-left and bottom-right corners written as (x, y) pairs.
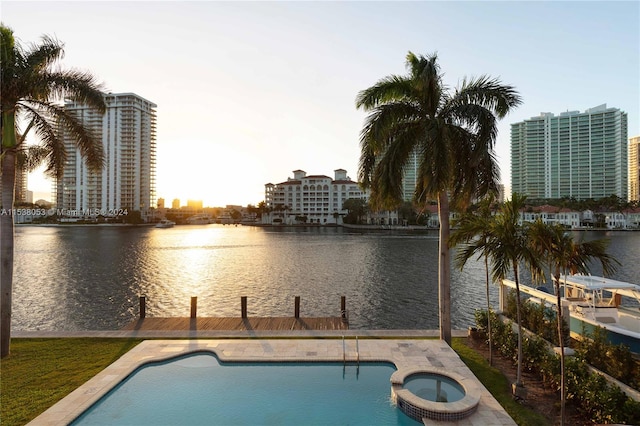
top-left (241, 296), bottom-right (247, 318)
top-left (190, 296), bottom-right (197, 318)
top-left (294, 296), bottom-right (300, 318)
top-left (139, 296), bottom-right (146, 319)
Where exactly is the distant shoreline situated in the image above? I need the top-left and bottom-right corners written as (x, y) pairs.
top-left (15, 222), bottom-right (640, 231)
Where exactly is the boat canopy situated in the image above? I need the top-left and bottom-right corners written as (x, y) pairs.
top-left (559, 275), bottom-right (640, 305)
top-left (559, 275), bottom-right (640, 291)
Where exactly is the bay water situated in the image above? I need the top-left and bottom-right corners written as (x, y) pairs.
top-left (12, 225), bottom-right (639, 331)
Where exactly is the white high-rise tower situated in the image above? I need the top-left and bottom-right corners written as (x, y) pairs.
top-left (511, 104), bottom-right (628, 200)
top-left (56, 93), bottom-right (157, 219)
top-left (630, 135), bottom-right (640, 203)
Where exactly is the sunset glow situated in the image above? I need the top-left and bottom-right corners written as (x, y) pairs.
top-left (5, 1), bottom-right (638, 207)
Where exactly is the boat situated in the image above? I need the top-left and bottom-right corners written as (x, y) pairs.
top-left (500, 275), bottom-right (640, 353)
top-left (186, 214), bottom-right (213, 225)
top-left (155, 219), bottom-right (175, 228)
top-left (217, 212), bottom-right (234, 224)
top-left (557, 274), bottom-right (640, 354)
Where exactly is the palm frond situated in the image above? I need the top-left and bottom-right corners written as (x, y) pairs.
top-left (454, 241), bottom-right (484, 271)
top-left (452, 142), bottom-right (500, 206)
top-left (15, 101), bottom-right (66, 177)
top-left (23, 35), bottom-right (65, 75)
top-left (406, 51), bottom-right (444, 116)
top-left (368, 121), bottom-right (425, 209)
top-left (358, 102), bottom-right (418, 187)
top-left (359, 102), bottom-right (422, 151)
top-left (449, 103), bottom-right (499, 148)
top-left (18, 99), bottom-right (104, 173)
top-left (415, 121), bottom-right (459, 197)
top-left (357, 140), bottom-right (377, 189)
top-left (355, 75), bottom-right (414, 110)
top-left (16, 145), bottom-right (50, 172)
top-left (453, 75), bottom-right (523, 118)
top-left (43, 70), bottom-right (106, 112)
top-left (572, 239), bottom-right (620, 277)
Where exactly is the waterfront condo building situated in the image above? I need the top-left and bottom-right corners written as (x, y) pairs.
top-left (265, 169), bottom-right (370, 225)
top-left (511, 104), bottom-right (628, 201)
top-left (55, 93), bottom-right (157, 219)
top-left (630, 135), bottom-right (640, 203)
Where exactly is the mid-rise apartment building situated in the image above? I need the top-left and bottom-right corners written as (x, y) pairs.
top-left (264, 169), bottom-right (368, 224)
top-left (629, 135), bottom-right (640, 202)
top-left (56, 93), bottom-right (157, 219)
top-left (511, 104), bottom-right (628, 200)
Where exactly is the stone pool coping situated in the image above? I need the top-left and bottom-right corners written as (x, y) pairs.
top-left (28, 339), bottom-right (515, 426)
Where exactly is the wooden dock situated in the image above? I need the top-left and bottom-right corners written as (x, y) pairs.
top-left (122, 317), bottom-right (348, 331)
top-left (124, 296), bottom-right (350, 331)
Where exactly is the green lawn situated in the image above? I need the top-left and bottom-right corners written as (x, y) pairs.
top-left (2, 337), bottom-right (548, 426)
top-left (0, 338), bottom-right (142, 426)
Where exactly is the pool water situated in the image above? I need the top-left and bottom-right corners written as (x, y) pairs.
top-left (71, 353), bottom-right (421, 425)
top-left (403, 373), bottom-right (465, 403)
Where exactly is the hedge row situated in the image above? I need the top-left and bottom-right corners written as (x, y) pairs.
top-left (474, 309), bottom-right (640, 424)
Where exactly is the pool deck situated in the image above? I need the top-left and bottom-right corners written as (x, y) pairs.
top-left (26, 334), bottom-right (516, 426)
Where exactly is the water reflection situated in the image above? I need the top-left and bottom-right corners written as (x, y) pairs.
top-left (12, 225), bottom-right (639, 331)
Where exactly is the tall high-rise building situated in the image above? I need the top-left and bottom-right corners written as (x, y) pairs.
top-left (14, 167), bottom-right (28, 203)
top-left (630, 135), bottom-right (640, 203)
top-left (402, 150), bottom-right (420, 202)
top-left (1, 165), bottom-right (28, 205)
top-left (56, 93), bottom-right (157, 219)
top-left (511, 104), bottom-right (628, 200)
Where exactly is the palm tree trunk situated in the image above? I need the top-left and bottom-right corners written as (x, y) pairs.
top-left (437, 192), bottom-right (452, 345)
top-left (513, 262), bottom-right (524, 387)
top-left (554, 272), bottom-right (566, 426)
top-left (485, 254), bottom-right (492, 366)
top-left (1, 145), bottom-right (16, 358)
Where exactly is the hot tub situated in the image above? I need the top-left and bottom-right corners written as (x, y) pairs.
top-left (391, 367), bottom-right (480, 422)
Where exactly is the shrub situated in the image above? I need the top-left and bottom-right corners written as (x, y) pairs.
top-left (538, 349), bottom-right (560, 389)
top-left (503, 290), bottom-right (569, 345)
top-left (521, 335), bottom-right (549, 374)
top-left (574, 325), bottom-right (640, 389)
top-left (473, 309), bottom-right (640, 424)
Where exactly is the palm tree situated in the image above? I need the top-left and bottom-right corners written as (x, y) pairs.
top-left (450, 195), bottom-right (497, 365)
top-left (527, 221), bottom-right (618, 425)
top-left (1, 25), bottom-right (106, 358)
top-left (484, 193), bottom-right (542, 394)
top-left (356, 52), bottom-right (521, 344)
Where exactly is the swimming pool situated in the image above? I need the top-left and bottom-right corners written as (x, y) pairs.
top-left (71, 353), bottom-right (421, 425)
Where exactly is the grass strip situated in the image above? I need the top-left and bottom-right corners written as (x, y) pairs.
top-left (451, 338), bottom-right (550, 426)
top-left (0, 338), bottom-right (142, 426)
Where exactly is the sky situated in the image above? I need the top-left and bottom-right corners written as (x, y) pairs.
top-left (3, 1), bottom-right (639, 208)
